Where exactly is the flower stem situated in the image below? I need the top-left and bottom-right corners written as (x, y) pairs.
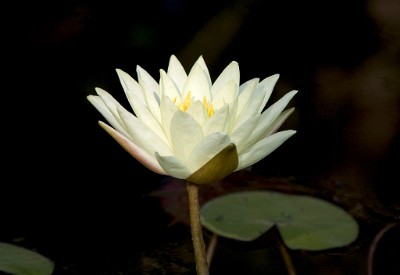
top-left (187, 181), bottom-right (209, 275)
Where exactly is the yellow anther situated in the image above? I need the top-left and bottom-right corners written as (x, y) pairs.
top-left (203, 96), bottom-right (214, 117)
top-left (180, 91), bottom-right (192, 112)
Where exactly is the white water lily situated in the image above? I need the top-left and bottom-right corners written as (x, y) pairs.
top-left (87, 55), bottom-right (297, 184)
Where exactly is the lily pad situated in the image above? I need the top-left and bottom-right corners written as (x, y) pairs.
top-left (0, 242), bottom-right (54, 275)
top-left (200, 190), bottom-right (359, 250)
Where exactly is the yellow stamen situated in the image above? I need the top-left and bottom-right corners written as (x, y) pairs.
top-left (203, 96), bottom-right (214, 117)
top-left (181, 91), bottom-right (192, 112)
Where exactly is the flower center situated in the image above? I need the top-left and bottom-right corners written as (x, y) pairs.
top-left (174, 91), bottom-right (214, 117)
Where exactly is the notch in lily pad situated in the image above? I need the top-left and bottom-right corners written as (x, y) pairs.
top-left (200, 190), bottom-right (359, 250)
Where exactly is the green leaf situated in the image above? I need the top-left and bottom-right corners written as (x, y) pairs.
top-left (0, 242), bottom-right (54, 275)
top-left (200, 190), bottom-right (359, 250)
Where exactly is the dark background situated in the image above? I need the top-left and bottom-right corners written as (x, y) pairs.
top-left (2, 0), bottom-right (399, 274)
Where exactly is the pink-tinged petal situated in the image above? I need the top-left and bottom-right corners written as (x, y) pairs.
top-left (99, 121), bottom-right (167, 175)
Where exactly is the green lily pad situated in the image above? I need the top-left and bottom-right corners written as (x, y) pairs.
top-left (0, 242), bottom-right (54, 275)
top-left (200, 190), bottom-right (359, 250)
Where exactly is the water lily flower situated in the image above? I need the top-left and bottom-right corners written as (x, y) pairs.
top-left (87, 55), bottom-right (297, 185)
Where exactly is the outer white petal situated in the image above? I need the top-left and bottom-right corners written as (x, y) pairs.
top-left (186, 132), bottom-right (232, 172)
top-left (159, 95), bottom-right (179, 144)
top-left (236, 130), bottom-right (296, 171)
top-left (211, 61), bottom-right (240, 98)
top-left (117, 106), bottom-right (173, 157)
top-left (167, 55), bottom-right (187, 92)
top-left (246, 90), bottom-right (298, 146)
top-left (211, 80), bottom-right (238, 110)
top-left (116, 69), bottom-right (145, 104)
top-left (182, 63), bottom-right (211, 101)
top-left (87, 95), bottom-right (129, 137)
top-left (94, 87), bottom-right (126, 126)
top-left (121, 91), bottom-right (170, 145)
top-left (255, 74), bottom-right (280, 113)
top-left (263, 107), bottom-right (295, 137)
top-left (170, 110), bottom-right (204, 162)
top-left (137, 65), bottom-right (161, 121)
top-left (230, 116), bottom-right (259, 154)
top-left (237, 78), bottom-right (259, 115)
top-left (155, 153), bottom-right (192, 179)
top-left (99, 121), bottom-right (167, 175)
top-left (232, 87), bottom-right (265, 132)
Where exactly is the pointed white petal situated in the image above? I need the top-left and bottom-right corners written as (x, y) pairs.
top-left (155, 153), bottom-right (192, 179)
top-left (186, 100), bottom-right (207, 127)
top-left (211, 80), bottom-right (238, 110)
top-left (211, 61), bottom-right (240, 98)
top-left (167, 55), bottom-right (187, 92)
top-left (230, 115), bottom-right (259, 154)
top-left (194, 55), bottom-right (212, 87)
top-left (87, 95), bottom-right (129, 137)
top-left (183, 63), bottom-right (211, 101)
top-left (116, 69), bottom-right (145, 104)
top-left (264, 107), bottom-right (295, 137)
top-left (237, 78), bottom-right (259, 115)
top-left (159, 95), bottom-right (179, 144)
top-left (186, 132), bottom-right (232, 172)
top-left (170, 110), bottom-right (204, 162)
top-left (137, 65), bottom-right (161, 121)
top-left (236, 130), bottom-right (296, 171)
top-left (117, 106), bottom-right (172, 157)
top-left (255, 74), bottom-right (280, 113)
top-left (203, 103), bottom-right (229, 135)
top-left (160, 69), bottom-right (181, 103)
top-left (94, 87), bottom-right (126, 126)
top-left (123, 91), bottom-right (169, 145)
top-left (232, 87), bottom-right (265, 132)
top-left (246, 90), bottom-right (298, 146)
top-left (99, 121), bottom-right (167, 175)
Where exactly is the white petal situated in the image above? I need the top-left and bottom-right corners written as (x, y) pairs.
top-left (236, 130), bottom-right (296, 171)
top-left (232, 87), bottom-right (265, 132)
top-left (237, 78), bottom-right (259, 115)
top-left (159, 95), bottom-right (179, 144)
top-left (94, 87), bottom-right (126, 126)
top-left (160, 69), bottom-right (182, 102)
top-left (170, 110), bottom-right (204, 162)
top-left (137, 65), bottom-right (161, 121)
top-left (255, 74), bottom-right (280, 113)
top-left (194, 56), bottom-right (212, 87)
top-left (122, 91), bottom-right (169, 145)
top-left (264, 108), bottom-right (295, 137)
top-left (99, 121), bottom-right (166, 175)
top-left (155, 153), bottom-right (192, 179)
top-left (167, 55), bottom-right (187, 92)
top-left (211, 80), bottom-right (238, 110)
top-left (117, 106), bottom-right (172, 157)
top-left (203, 104), bottom-right (229, 135)
top-left (230, 115), bottom-right (259, 154)
top-left (116, 69), bottom-right (145, 104)
top-left (87, 95), bottom-right (129, 137)
top-left (186, 100), bottom-right (207, 127)
top-left (211, 61), bottom-right (240, 98)
top-left (186, 132), bottom-right (232, 172)
top-left (246, 90), bottom-right (297, 146)
top-left (182, 63), bottom-right (211, 101)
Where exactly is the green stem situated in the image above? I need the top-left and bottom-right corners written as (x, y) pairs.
top-left (187, 181), bottom-right (209, 275)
